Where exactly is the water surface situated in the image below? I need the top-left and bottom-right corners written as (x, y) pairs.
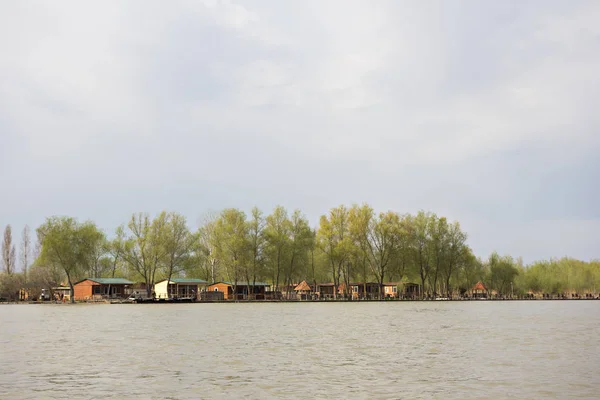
top-left (1, 301), bottom-right (598, 399)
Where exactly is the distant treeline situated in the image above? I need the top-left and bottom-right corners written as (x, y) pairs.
top-left (1, 204), bottom-right (599, 301)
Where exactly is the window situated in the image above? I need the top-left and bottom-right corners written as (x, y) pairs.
top-left (214, 288), bottom-right (219, 292)
top-left (392, 287), bottom-right (397, 293)
top-left (352, 286), bottom-right (358, 293)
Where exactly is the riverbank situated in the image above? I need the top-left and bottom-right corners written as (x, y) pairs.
top-left (3, 297), bottom-right (600, 305)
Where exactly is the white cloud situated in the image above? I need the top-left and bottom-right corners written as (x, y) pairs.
top-left (0, 0), bottom-right (599, 263)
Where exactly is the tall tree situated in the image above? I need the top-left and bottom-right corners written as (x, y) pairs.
top-left (427, 215), bottom-right (448, 297)
top-left (2, 225), bottom-right (16, 275)
top-left (284, 209), bottom-right (313, 298)
top-left (198, 212), bottom-right (220, 283)
top-left (349, 205), bottom-right (401, 299)
top-left (264, 206), bottom-right (290, 294)
top-left (37, 217), bottom-right (103, 303)
top-left (412, 211), bottom-right (432, 298)
top-left (106, 225), bottom-right (126, 278)
top-left (246, 207), bottom-right (266, 299)
top-left (442, 222), bottom-right (468, 297)
top-left (161, 212), bottom-right (196, 297)
top-left (121, 213), bottom-right (166, 297)
top-left (20, 225), bottom-right (31, 280)
top-left (317, 205), bottom-right (351, 299)
top-left (212, 208), bottom-right (249, 300)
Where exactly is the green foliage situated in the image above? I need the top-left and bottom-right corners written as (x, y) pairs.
top-left (23, 204), bottom-right (597, 302)
top-left (517, 258), bottom-right (600, 294)
top-left (36, 216), bottom-right (105, 302)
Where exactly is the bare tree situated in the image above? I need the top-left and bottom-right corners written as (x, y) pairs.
top-left (2, 225), bottom-right (16, 275)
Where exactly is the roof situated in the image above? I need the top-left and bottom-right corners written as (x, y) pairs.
top-left (294, 280), bottom-right (311, 291)
top-left (473, 281), bottom-right (487, 291)
top-left (156, 278), bottom-right (208, 284)
top-left (210, 281), bottom-right (270, 287)
top-left (76, 278), bottom-right (134, 285)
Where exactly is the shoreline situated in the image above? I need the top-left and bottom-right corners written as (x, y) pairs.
top-left (2, 297), bottom-right (599, 305)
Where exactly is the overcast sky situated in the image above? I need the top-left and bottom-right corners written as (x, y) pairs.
top-left (1, 0), bottom-right (599, 265)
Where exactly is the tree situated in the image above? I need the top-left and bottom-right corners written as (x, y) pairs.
top-left (412, 211), bottom-right (432, 298)
top-left (441, 222), bottom-right (468, 297)
top-left (2, 225), bottom-right (16, 275)
top-left (317, 205), bottom-right (351, 299)
top-left (83, 227), bottom-right (107, 278)
top-left (489, 253), bottom-right (519, 296)
top-left (36, 217), bottom-right (104, 303)
top-left (106, 225), bottom-right (126, 278)
top-left (198, 212), bottom-right (220, 283)
top-left (427, 215), bottom-right (448, 297)
top-left (20, 225), bottom-right (31, 280)
top-left (283, 209), bottom-right (313, 299)
top-left (264, 206), bottom-right (290, 294)
top-left (121, 213), bottom-right (166, 297)
top-left (246, 207), bottom-right (266, 299)
top-left (212, 208), bottom-right (249, 300)
top-left (161, 212), bottom-right (196, 298)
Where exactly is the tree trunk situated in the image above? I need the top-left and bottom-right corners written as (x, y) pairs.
top-left (67, 275), bottom-right (75, 304)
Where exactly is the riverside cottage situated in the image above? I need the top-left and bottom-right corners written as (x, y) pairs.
top-left (73, 278), bottom-right (134, 301)
top-left (208, 281), bottom-right (270, 300)
top-left (154, 278), bottom-right (208, 300)
top-left (472, 281), bottom-right (488, 299)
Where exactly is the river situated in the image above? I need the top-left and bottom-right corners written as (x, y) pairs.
top-left (0, 301), bottom-right (598, 399)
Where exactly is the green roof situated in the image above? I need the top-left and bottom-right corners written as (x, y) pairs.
top-left (88, 278), bottom-right (134, 285)
top-left (218, 281), bottom-right (270, 286)
top-left (170, 278), bottom-right (208, 284)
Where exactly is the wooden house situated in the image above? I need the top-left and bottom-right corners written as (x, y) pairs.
top-left (346, 282), bottom-right (381, 300)
top-left (316, 283), bottom-right (336, 299)
top-left (402, 282), bottom-right (421, 299)
top-left (294, 280), bottom-right (312, 300)
top-left (154, 278), bottom-right (208, 299)
top-left (207, 281), bottom-right (270, 300)
top-left (73, 278), bottom-right (134, 301)
top-left (382, 282), bottom-right (401, 299)
top-left (472, 281), bottom-right (488, 299)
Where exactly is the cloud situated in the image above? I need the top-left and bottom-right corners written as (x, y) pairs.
top-left (0, 0), bottom-right (598, 263)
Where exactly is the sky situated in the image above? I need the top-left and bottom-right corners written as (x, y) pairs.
top-left (1, 0), bottom-right (599, 266)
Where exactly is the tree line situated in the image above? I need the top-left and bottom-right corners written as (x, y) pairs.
top-left (1, 204), bottom-right (599, 302)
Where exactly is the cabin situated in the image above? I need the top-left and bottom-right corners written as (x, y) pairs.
top-left (345, 282), bottom-right (381, 300)
top-left (154, 278), bottom-right (208, 299)
top-left (316, 283), bottom-right (336, 299)
top-left (382, 282), bottom-right (400, 299)
top-left (73, 278), bottom-right (134, 301)
top-left (294, 280), bottom-right (312, 300)
top-left (53, 286), bottom-right (71, 301)
top-left (207, 281), bottom-right (270, 300)
top-left (472, 281), bottom-right (488, 299)
top-left (402, 283), bottom-right (421, 299)
top-left (126, 282), bottom-right (150, 298)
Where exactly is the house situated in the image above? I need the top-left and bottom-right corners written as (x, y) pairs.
top-left (53, 286), bottom-right (71, 301)
top-left (472, 281), bottom-right (488, 299)
top-left (294, 280), bottom-right (312, 300)
top-left (207, 281), bottom-right (270, 300)
top-left (73, 278), bottom-right (134, 301)
top-left (344, 282), bottom-right (381, 300)
top-left (126, 282), bottom-right (150, 297)
top-left (402, 282), bottom-right (421, 299)
top-left (316, 283), bottom-right (336, 299)
top-left (154, 278), bottom-right (208, 300)
top-left (382, 282), bottom-right (400, 299)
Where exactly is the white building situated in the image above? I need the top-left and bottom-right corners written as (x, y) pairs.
top-left (154, 278), bottom-right (208, 299)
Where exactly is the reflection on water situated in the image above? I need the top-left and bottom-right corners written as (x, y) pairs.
top-left (1, 301), bottom-right (599, 399)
